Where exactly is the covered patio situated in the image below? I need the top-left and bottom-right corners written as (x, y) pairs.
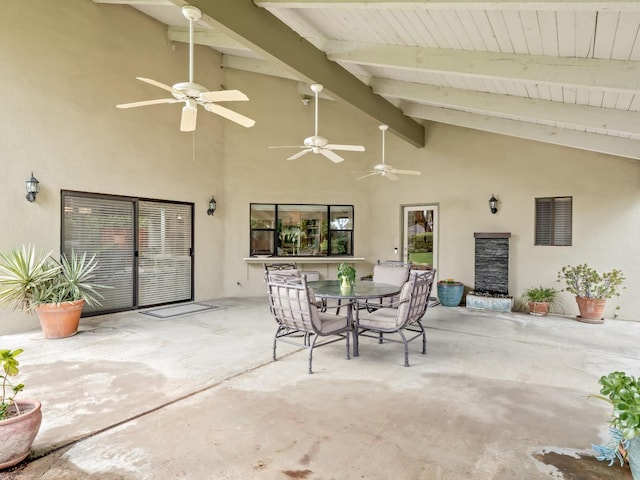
top-left (2, 299), bottom-right (637, 479)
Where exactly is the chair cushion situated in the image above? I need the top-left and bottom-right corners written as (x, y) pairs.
top-left (373, 264), bottom-right (410, 286)
top-left (315, 311), bottom-right (349, 334)
top-left (358, 280), bottom-right (414, 330)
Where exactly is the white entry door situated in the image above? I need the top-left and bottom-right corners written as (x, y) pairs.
top-left (402, 205), bottom-right (438, 273)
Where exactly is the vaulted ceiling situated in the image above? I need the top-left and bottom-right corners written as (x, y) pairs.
top-left (93, 0), bottom-right (640, 160)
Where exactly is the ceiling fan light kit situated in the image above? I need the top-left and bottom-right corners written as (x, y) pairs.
top-left (357, 124), bottom-right (422, 181)
top-left (116, 4), bottom-right (255, 132)
top-left (269, 83), bottom-right (365, 163)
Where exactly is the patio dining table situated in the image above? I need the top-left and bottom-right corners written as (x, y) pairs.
top-left (308, 280), bottom-right (401, 357)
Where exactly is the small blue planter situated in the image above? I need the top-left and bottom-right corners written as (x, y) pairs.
top-left (437, 282), bottom-right (464, 307)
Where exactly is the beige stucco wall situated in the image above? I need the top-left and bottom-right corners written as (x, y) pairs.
top-left (1, 1), bottom-right (638, 334)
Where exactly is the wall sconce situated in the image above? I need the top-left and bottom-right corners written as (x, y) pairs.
top-left (489, 194), bottom-right (498, 214)
top-left (207, 196), bottom-right (217, 216)
top-left (25, 172), bottom-right (40, 203)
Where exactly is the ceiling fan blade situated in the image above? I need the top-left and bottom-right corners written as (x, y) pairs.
top-left (136, 77), bottom-right (174, 93)
top-left (386, 172), bottom-right (399, 181)
top-left (356, 172), bottom-right (378, 180)
top-left (203, 103), bottom-right (256, 128)
top-left (116, 98), bottom-right (179, 109)
top-left (391, 169), bottom-right (422, 176)
top-left (320, 149), bottom-right (344, 163)
top-left (180, 100), bottom-right (198, 132)
top-left (325, 144), bottom-right (365, 152)
top-left (287, 149), bottom-right (312, 160)
top-left (199, 90), bottom-right (249, 102)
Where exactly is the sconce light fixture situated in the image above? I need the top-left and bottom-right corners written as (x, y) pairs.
top-left (489, 194), bottom-right (498, 214)
top-left (25, 172), bottom-right (40, 203)
top-left (207, 196), bottom-right (217, 216)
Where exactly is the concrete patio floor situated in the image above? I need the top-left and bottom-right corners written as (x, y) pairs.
top-left (1, 297), bottom-right (638, 479)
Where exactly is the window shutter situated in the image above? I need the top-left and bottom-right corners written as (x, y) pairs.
top-left (535, 199), bottom-right (552, 245)
top-left (553, 197), bottom-right (572, 246)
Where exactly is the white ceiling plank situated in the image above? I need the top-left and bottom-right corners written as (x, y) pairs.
top-left (538, 10), bottom-right (559, 56)
top-left (615, 92), bottom-right (635, 110)
top-left (574, 11), bottom-right (597, 57)
top-left (611, 12), bottom-right (640, 59)
top-left (563, 86), bottom-right (578, 104)
top-left (470, 10), bottom-right (501, 51)
top-left (371, 78), bottom-right (640, 138)
top-left (519, 10), bottom-right (544, 54)
top-left (429, 11), bottom-right (464, 49)
top-left (400, 102), bottom-right (640, 160)
top-left (601, 90), bottom-right (619, 108)
top-left (593, 11), bottom-right (619, 58)
top-left (501, 11), bottom-right (530, 53)
top-left (556, 11), bottom-right (576, 55)
top-left (485, 11), bottom-right (514, 52)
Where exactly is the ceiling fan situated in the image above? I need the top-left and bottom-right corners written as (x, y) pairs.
top-left (269, 84), bottom-right (365, 163)
top-left (116, 5), bottom-right (255, 132)
top-left (357, 125), bottom-right (421, 181)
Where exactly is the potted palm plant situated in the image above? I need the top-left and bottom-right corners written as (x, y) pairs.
top-left (0, 245), bottom-right (106, 338)
top-left (522, 286), bottom-right (558, 316)
top-left (590, 371), bottom-right (640, 479)
top-left (0, 348), bottom-right (42, 469)
top-left (557, 264), bottom-right (625, 323)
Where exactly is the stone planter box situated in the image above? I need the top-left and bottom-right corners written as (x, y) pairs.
top-left (466, 293), bottom-right (513, 312)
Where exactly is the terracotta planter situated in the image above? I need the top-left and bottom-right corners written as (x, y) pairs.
top-left (575, 296), bottom-right (606, 324)
top-left (0, 399), bottom-right (42, 469)
top-left (528, 301), bottom-right (550, 316)
top-left (36, 299), bottom-right (85, 339)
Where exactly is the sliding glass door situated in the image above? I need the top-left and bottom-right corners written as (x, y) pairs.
top-left (62, 192), bottom-right (193, 314)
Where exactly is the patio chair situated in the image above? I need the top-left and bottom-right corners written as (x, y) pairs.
top-left (362, 261), bottom-right (412, 312)
top-left (266, 272), bottom-right (350, 374)
top-left (356, 270), bottom-right (436, 367)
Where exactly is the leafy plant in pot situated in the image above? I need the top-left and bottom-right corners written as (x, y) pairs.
top-left (521, 286), bottom-right (558, 316)
top-left (0, 348), bottom-right (42, 469)
top-left (557, 264), bottom-right (625, 324)
top-left (0, 245), bottom-right (106, 339)
top-left (337, 263), bottom-right (356, 292)
top-left (590, 371), bottom-right (640, 479)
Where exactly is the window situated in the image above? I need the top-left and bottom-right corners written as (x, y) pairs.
top-left (250, 204), bottom-right (354, 257)
top-left (535, 197), bottom-right (572, 246)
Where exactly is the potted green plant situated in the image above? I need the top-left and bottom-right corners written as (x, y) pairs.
top-left (337, 263), bottom-right (356, 291)
top-left (590, 371), bottom-right (640, 478)
top-left (522, 286), bottom-right (558, 316)
top-left (0, 348), bottom-right (42, 469)
top-left (0, 245), bottom-right (106, 338)
top-left (557, 264), bottom-right (625, 323)
top-left (437, 278), bottom-right (464, 307)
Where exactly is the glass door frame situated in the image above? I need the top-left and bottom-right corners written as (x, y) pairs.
top-left (401, 204), bottom-right (439, 276)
